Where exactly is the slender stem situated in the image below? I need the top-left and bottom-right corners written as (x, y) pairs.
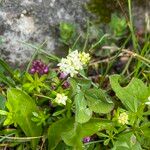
top-left (89, 55), bottom-right (117, 66)
top-left (26, 50), bottom-right (38, 72)
top-left (121, 56), bottom-right (133, 75)
top-left (83, 20), bottom-right (89, 52)
top-left (19, 41), bottom-right (60, 61)
top-left (71, 34), bottom-right (82, 50)
top-left (79, 73), bottom-right (98, 88)
top-left (89, 34), bottom-right (110, 53)
top-left (121, 49), bottom-right (150, 64)
top-left (34, 94), bottom-right (52, 100)
top-left (128, 0), bottom-right (139, 51)
top-left (0, 135), bottom-right (44, 140)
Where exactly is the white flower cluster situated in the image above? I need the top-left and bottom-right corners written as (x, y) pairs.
top-left (58, 50), bottom-right (90, 77)
top-left (54, 93), bottom-right (68, 105)
top-left (118, 112), bottom-right (128, 125)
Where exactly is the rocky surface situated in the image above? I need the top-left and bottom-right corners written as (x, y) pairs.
top-left (0, 0), bottom-right (149, 65)
top-left (0, 0), bottom-right (90, 65)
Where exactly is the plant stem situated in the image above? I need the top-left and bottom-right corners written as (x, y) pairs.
top-left (0, 135), bottom-right (44, 140)
top-left (83, 20), bottom-right (90, 52)
top-left (79, 73), bottom-right (98, 88)
top-left (128, 0), bottom-right (139, 51)
top-left (121, 49), bottom-right (150, 64)
top-left (71, 34), bottom-right (82, 50)
top-left (89, 34), bottom-right (110, 53)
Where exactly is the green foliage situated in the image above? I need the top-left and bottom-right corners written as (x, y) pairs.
top-left (75, 92), bottom-right (92, 123)
top-left (109, 74), bottom-right (149, 112)
top-left (112, 133), bottom-right (142, 150)
top-left (70, 78), bottom-right (113, 124)
top-left (0, 58), bottom-right (15, 77)
top-left (59, 22), bottom-right (75, 44)
top-left (109, 14), bottom-right (127, 37)
top-left (6, 89), bottom-right (42, 149)
top-left (31, 110), bottom-right (50, 126)
top-left (48, 118), bottom-right (74, 150)
top-left (86, 0), bottom-right (127, 23)
top-left (0, 95), bottom-right (6, 125)
top-left (23, 73), bottom-right (48, 93)
top-left (85, 88), bottom-right (114, 113)
top-left (48, 118), bottom-right (111, 149)
top-left (0, 2), bottom-right (149, 148)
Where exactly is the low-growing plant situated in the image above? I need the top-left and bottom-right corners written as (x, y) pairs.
top-left (0, 1), bottom-right (150, 149)
top-left (0, 45), bottom-right (149, 149)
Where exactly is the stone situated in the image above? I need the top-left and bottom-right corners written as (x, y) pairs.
top-left (0, 0), bottom-right (90, 65)
top-left (0, 0), bottom-right (149, 65)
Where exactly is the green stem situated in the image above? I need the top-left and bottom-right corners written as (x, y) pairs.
top-left (83, 20), bottom-right (90, 52)
top-left (19, 41), bottom-right (60, 62)
top-left (89, 34), bottom-right (110, 53)
top-left (122, 49), bottom-right (150, 64)
top-left (79, 73), bottom-right (98, 88)
top-left (71, 34), bottom-right (82, 50)
top-left (34, 94), bottom-right (52, 100)
top-left (0, 135), bottom-right (44, 140)
top-left (128, 0), bottom-right (139, 51)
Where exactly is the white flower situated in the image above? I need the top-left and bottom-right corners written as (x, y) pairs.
top-left (67, 50), bottom-right (83, 70)
top-left (58, 50), bottom-right (90, 77)
top-left (145, 96), bottom-right (150, 105)
top-left (54, 93), bottom-right (68, 105)
top-left (58, 58), bottom-right (78, 77)
top-left (118, 112), bottom-right (128, 125)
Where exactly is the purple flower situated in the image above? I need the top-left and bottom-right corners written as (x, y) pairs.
top-left (62, 81), bottom-right (70, 89)
top-left (83, 137), bottom-right (91, 143)
top-left (29, 60), bottom-right (49, 75)
top-left (59, 72), bottom-right (68, 79)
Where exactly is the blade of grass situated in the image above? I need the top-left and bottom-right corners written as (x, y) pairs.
top-left (82, 20), bottom-right (90, 52)
top-left (128, 0), bottom-right (139, 51)
top-left (71, 34), bottom-right (82, 50)
top-left (19, 41), bottom-right (60, 62)
top-left (0, 59), bottom-right (14, 77)
top-left (25, 40), bottom-right (48, 72)
top-left (0, 73), bottom-right (15, 87)
top-left (89, 34), bottom-right (110, 53)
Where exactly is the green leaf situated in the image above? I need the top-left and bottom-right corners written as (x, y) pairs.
top-left (61, 118), bottom-right (112, 149)
top-left (109, 75), bottom-right (149, 112)
top-left (0, 72), bottom-right (15, 87)
top-left (25, 73), bottom-right (34, 82)
top-left (0, 95), bottom-right (6, 110)
top-left (109, 14), bottom-right (127, 37)
top-left (7, 88), bottom-right (42, 150)
top-left (74, 78), bottom-right (91, 90)
top-left (0, 58), bottom-right (14, 77)
top-left (59, 22), bottom-right (75, 43)
top-left (52, 109), bottom-right (66, 116)
top-left (112, 133), bottom-right (142, 150)
top-left (0, 110), bottom-right (8, 115)
top-left (85, 88), bottom-right (114, 114)
top-left (81, 118), bottom-right (111, 137)
top-left (48, 117), bottom-right (111, 149)
top-left (75, 92), bottom-right (92, 123)
top-left (48, 118), bottom-right (74, 150)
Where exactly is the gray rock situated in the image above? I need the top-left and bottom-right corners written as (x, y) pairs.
top-left (0, 0), bottom-right (90, 65)
top-left (0, 0), bottom-right (149, 65)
